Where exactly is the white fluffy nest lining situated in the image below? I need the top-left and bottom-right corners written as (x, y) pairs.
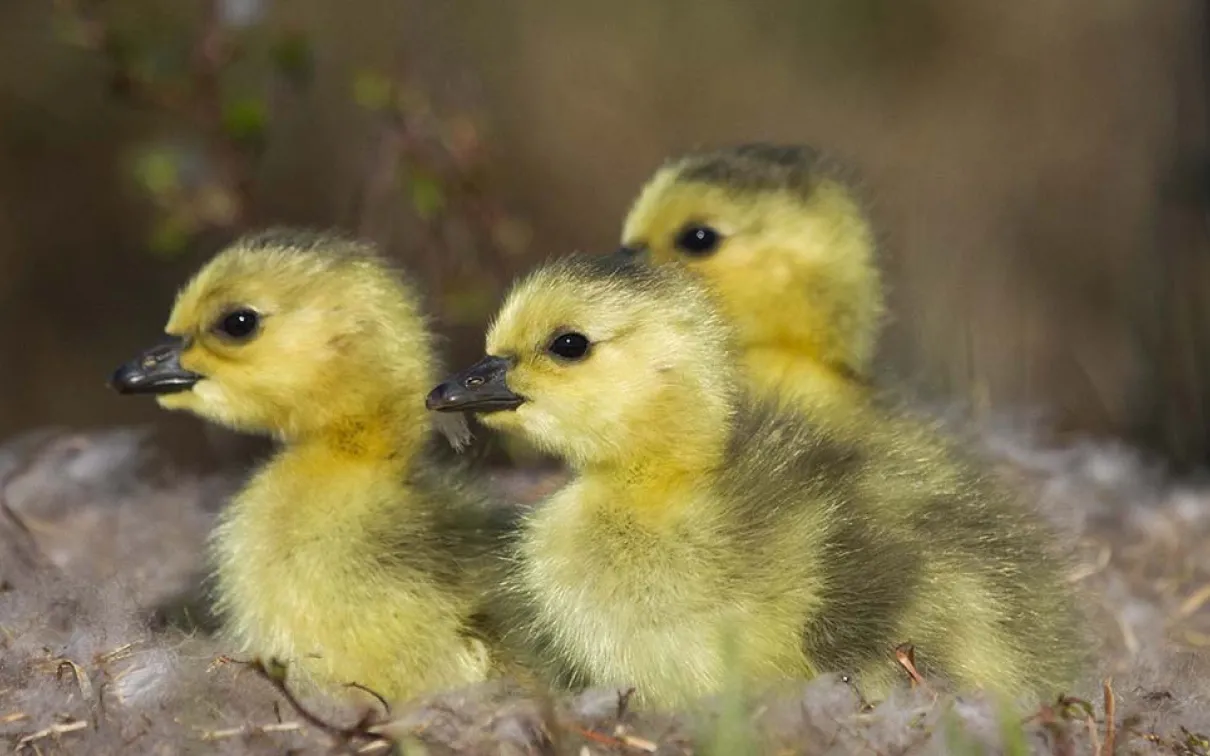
top-left (1, 424), bottom-right (1208, 755)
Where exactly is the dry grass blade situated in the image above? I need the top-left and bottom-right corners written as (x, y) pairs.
top-left (1101, 679), bottom-right (1116, 756)
top-left (616, 731), bottom-right (659, 753)
top-left (15, 719), bottom-right (88, 748)
top-left (1064, 696), bottom-right (1100, 755)
top-left (894, 643), bottom-right (929, 689)
top-left (1177, 584), bottom-right (1210, 619)
top-left (199, 721), bottom-right (302, 740)
top-left (54, 658), bottom-right (94, 701)
top-left (96, 642), bottom-right (140, 665)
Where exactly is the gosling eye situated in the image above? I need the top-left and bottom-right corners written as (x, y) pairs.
top-left (547, 332), bottom-right (591, 362)
top-left (214, 308), bottom-right (261, 342)
top-left (673, 224), bottom-right (723, 257)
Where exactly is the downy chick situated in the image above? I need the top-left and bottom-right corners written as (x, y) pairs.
top-left (620, 143), bottom-right (1093, 625)
top-left (620, 143), bottom-right (882, 423)
top-left (427, 255), bottom-right (1086, 709)
top-left (110, 229), bottom-right (514, 702)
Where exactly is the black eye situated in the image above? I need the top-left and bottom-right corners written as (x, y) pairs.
top-left (548, 332), bottom-right (590, 361)
top-left (215, 308), bottom-right (260, 341)
top-left (673, 224), bottom-right (722, 256)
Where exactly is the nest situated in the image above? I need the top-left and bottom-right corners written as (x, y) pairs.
top-left (1, 424), bottom-right (1207, 754)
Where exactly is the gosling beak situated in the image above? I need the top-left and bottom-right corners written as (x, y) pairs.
top-left (426, 355), bottom-right (525, 413)
top-left (109, 337), bottom-right (203, 396)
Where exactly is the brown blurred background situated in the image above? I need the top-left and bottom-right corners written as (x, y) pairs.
top-left (1, 0), bottom-right (1207, 471)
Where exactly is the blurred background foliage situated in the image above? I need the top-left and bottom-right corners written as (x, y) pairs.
top-left (0, 0), bottom-right (1207, 471)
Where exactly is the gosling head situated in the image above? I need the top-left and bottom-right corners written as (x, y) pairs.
top-left (427, 255), bottom-right (736, 470)
top-left (110, 229), bottom-right (436, 443)
top-left (619, 143), bottom-right (884, 382)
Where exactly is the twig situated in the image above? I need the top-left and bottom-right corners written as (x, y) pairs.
top-left (190, 0), bottom-right (254, 227)
top-left (244, 658), bottom-right (390, 751)
top-left (54, 0), bottom-right (258, 240)
top-left (573, 723), bottom-right (659, 754)
top-left (575, 725), bottom-right (628, 748)
top-left (344, 681), bottom-right (392, 717)
top-left (615, 687), bottom-right (636, 721)
top-left (1101, 678), bottom-right (1116, 756)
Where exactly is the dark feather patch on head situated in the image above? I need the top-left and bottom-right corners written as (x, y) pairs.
top-left (234, 227), bottom-right (382, 262)
top-left (541, 252), bottom-right (689, 299)
top-left (671, 143), bottom-right (857, 201)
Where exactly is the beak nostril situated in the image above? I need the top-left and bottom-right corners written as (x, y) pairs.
top-left (429, 355), bottom-right (524, 413)
top-left (111, 339), bottom-right (202, 396)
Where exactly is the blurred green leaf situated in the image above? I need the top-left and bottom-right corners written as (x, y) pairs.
top-left (940, 705), bottom-right (981, 756)
top-left (148, 213), bottom-right (193, 258)
top-left (221, 95), bottom-right (269, 147)
top-left (270, 30), bottom-right (315, 86)
top-left (407, 172), bottom-right (445, 222)
top-left (132, 146), bottom-right (181, 199)
top-left (352, 69), bottom-right (394, 112)
top-left (702, 626), bottom-right (756, 756)
top-left (997, 697), bottom-right (1030, 756)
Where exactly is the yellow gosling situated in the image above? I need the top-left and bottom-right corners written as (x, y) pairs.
top-left (111, 229), bottom-right (516, 702)
top-left (428, 254), bottom-right (1087, 710)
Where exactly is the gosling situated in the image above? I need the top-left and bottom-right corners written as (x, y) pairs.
top-left (110, 229), bottom-right (515, 702)
top-left (428, 254), bottom-right (1087, 709)
top-left (619, 142), bottom-right (1087, 623)
top-left (620, 142), bottom-right (881, 424)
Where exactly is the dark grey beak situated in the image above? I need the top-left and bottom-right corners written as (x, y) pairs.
top-left (426, 355), bottom-right (525, 413)
top-left (109, 338), bottom-right (203, 396)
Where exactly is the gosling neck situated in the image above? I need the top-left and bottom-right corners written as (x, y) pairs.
top-left (281, 371), bottom-right (431, 465)
top-left (582, 383), bottom-right (735, 485)
top-left (741, 346), bottom-right (865, 405)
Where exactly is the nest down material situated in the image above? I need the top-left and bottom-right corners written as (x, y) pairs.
top-left (1, 423), bottom-right (1208, 755)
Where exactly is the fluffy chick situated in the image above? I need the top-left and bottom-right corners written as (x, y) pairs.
top-left (110, 229), bottom-right (514, 702)
top-left (428, 255), bottom-right (1087, 709)
top-left (620, 143), bottom-right (882, 421)
top-left (620, 143), bottom-right (1096, 641)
